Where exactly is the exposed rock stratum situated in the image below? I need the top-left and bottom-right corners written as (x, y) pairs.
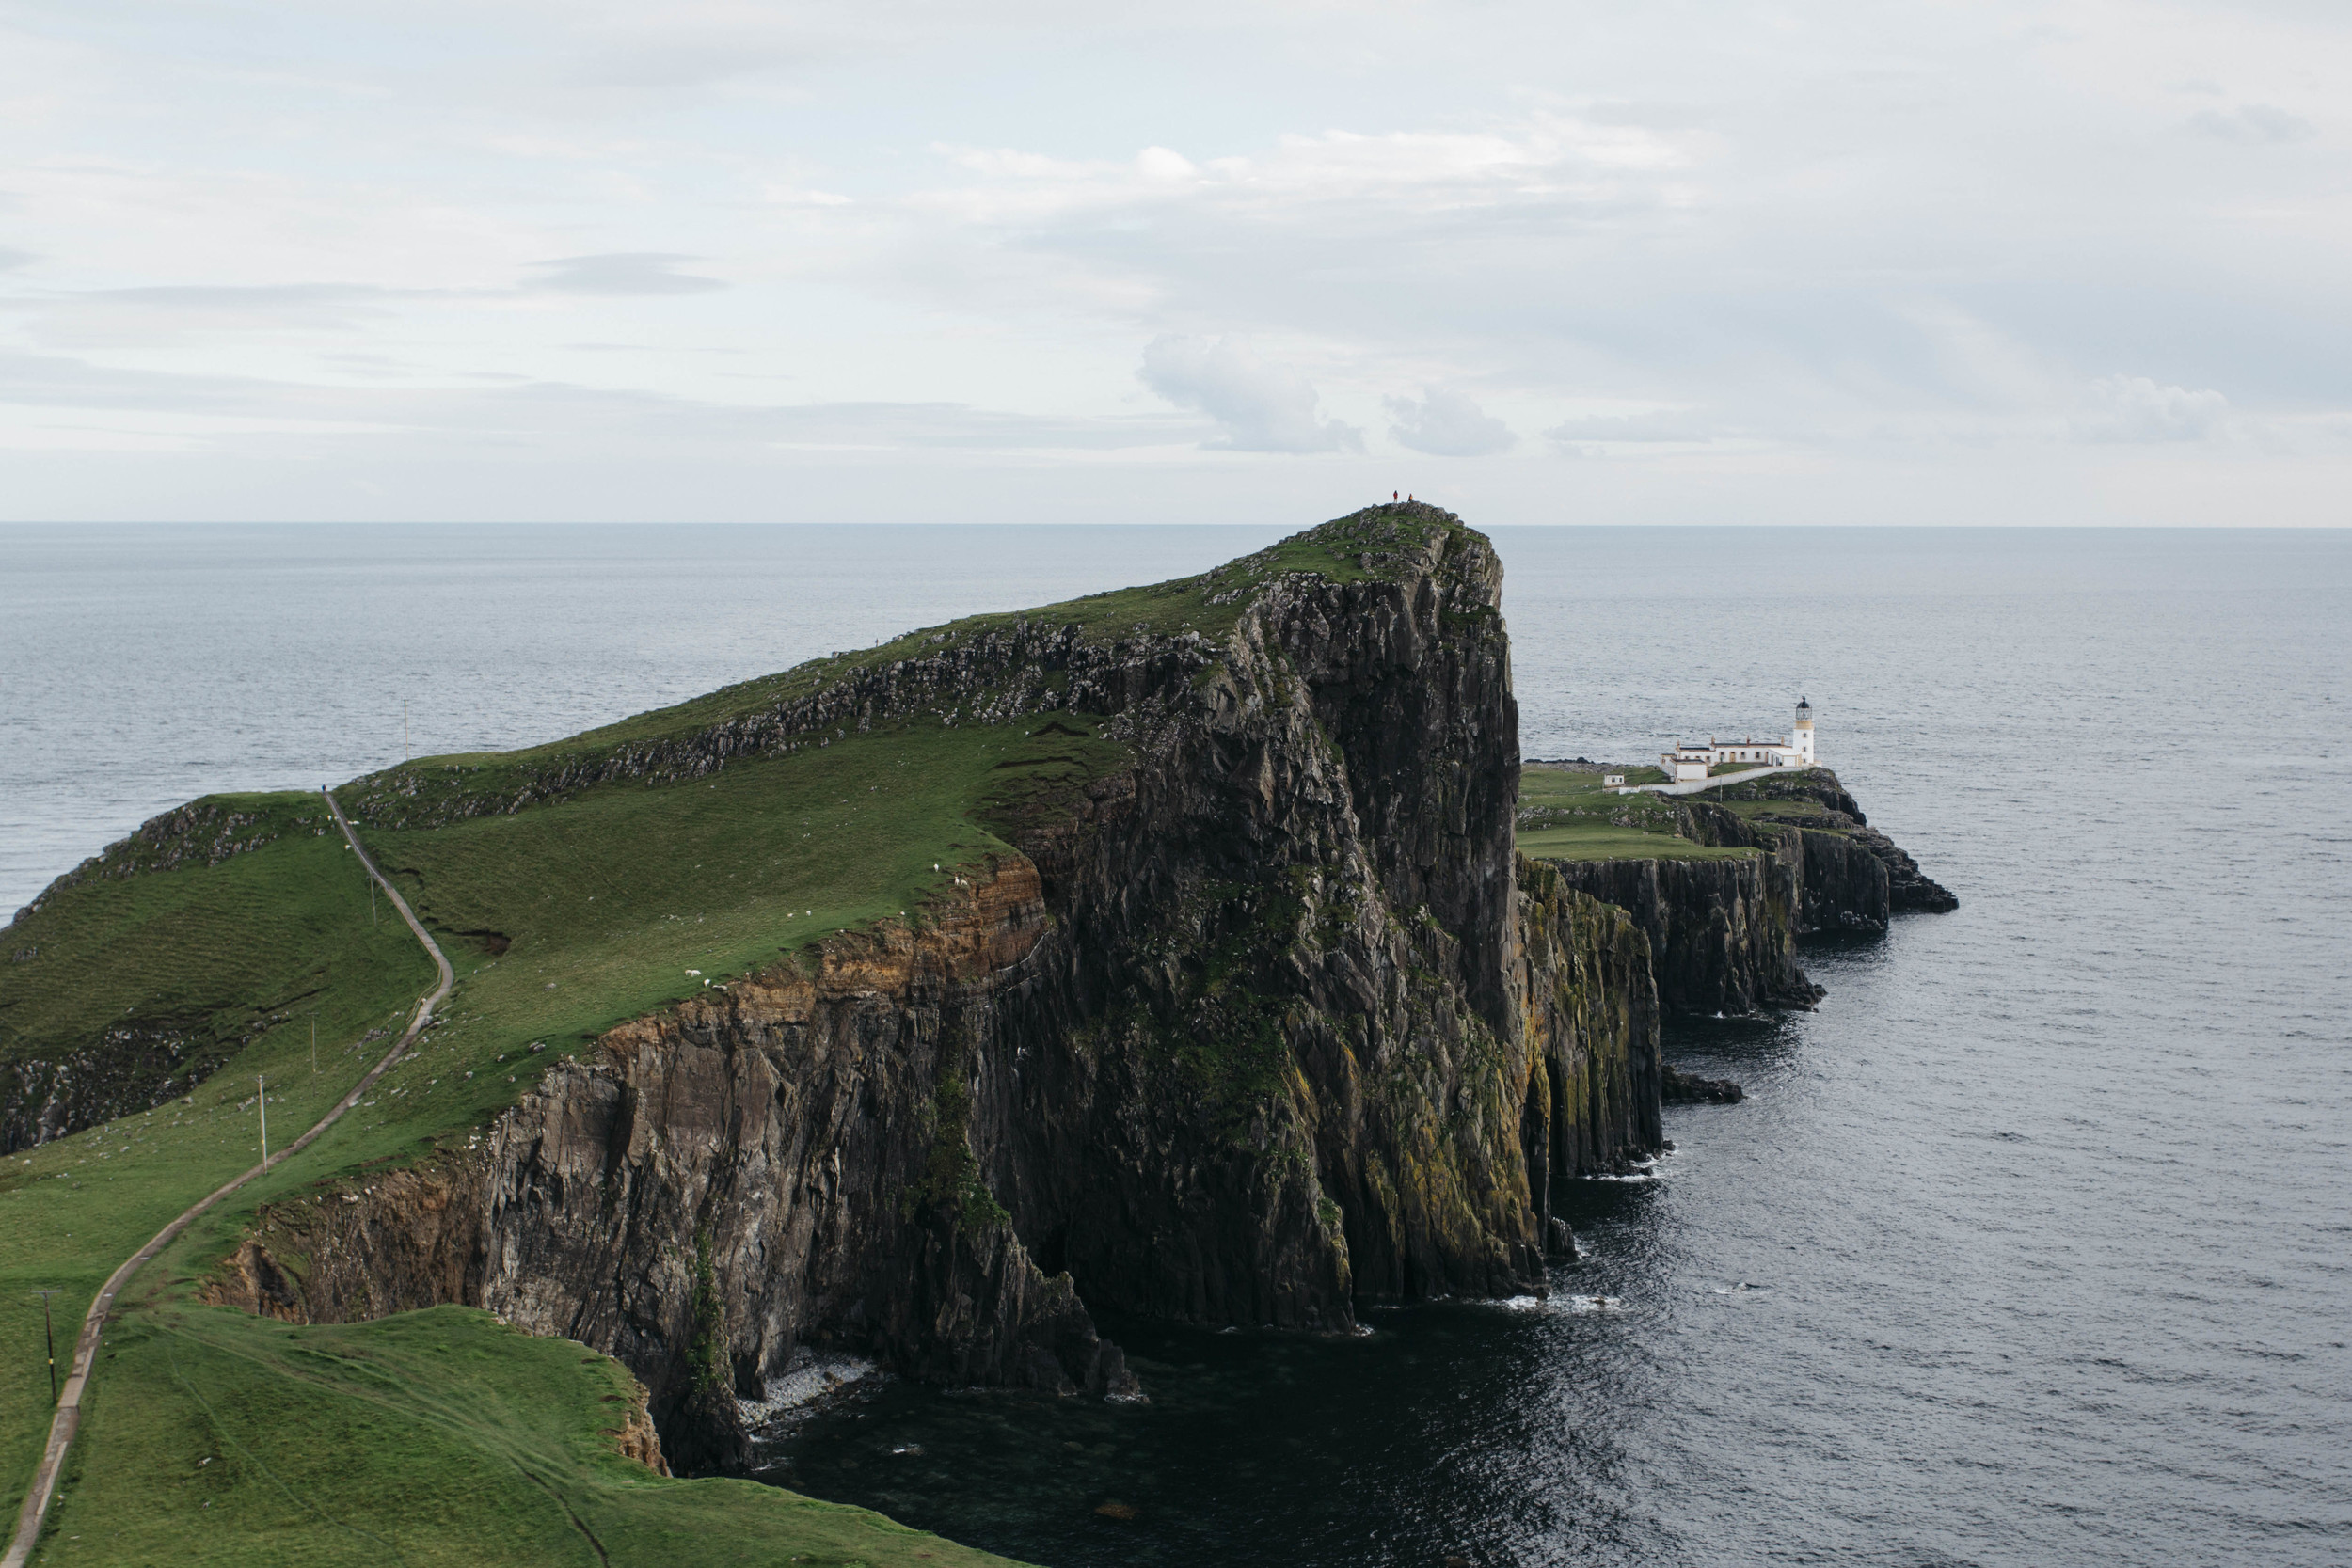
top-left (213, 506), bottom-right (1668, 1467)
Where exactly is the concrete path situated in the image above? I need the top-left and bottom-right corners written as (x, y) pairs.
top-left (2, 788), bottom-right (453, 1568)
top-left (1623, 763), bottom-right (1810, 798)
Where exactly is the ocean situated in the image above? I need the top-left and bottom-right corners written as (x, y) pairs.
top-left (4, 521), bottom-right (2346, 1566)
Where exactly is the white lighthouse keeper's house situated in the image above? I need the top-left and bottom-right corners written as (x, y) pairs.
top-left (1659, 698), bottom-right (1818, 781)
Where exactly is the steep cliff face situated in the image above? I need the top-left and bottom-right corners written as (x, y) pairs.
top-left (212, 505), bottom-right (1663, 1470)
top-left (236, 860), bottom-right (1131, 1470)
top-left (1548, 854), bottom-right (1822, 1016)
top-left (1533, 765), bottom-right (1953, 1016)
top-left (1679, 777), bottom-right (1957, 932)
top-left (1513, 863), bottom-right (1661, 1196)
top-left (1668, 803), bottom-right (1889, 938)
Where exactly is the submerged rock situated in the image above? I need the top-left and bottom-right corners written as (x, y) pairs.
top-left (1661, 1065), bottom-right (1745, 1105)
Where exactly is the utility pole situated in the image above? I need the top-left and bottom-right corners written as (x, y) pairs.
top-left (258, 1074), bottom-right (268, 1164)
top-left (32, 1291), bottom-right (58, 1403)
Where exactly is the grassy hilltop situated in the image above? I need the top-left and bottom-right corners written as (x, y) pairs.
top-left (1515, 766), bottom-right (1749, 862)
top-left (1515, 763), bottom-right (1865, 864)
top-left (0, 507), bottom-right (1454, 1566)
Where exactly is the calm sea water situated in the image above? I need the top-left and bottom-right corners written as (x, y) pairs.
top-left (4, 522), bottom-right (2347, 1566)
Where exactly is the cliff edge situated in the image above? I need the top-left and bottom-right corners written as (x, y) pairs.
top-left (1519, 761), bottom-right (1956, 1018)
top-left (186, 504), bottom-right (1659, 1468)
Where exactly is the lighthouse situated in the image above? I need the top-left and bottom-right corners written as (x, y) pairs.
top-left (1791, 697), bottom-right (1816, 765)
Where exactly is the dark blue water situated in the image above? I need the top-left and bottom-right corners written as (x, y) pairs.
top-left (5, 523), bottom-right (2347, 1565)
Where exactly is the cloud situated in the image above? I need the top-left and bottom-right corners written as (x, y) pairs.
top-left (0, 348), bottom-right (1196, 453)
top-left (757, 401), bottom-right (1191, 451)
top-left (1544, 411), bottom-right (1715, 445)
top-left (1135, 146), bottom-right (1199, 183)
top-left (925, 111), bottom-right (1694, 232)
top-left (1542, 411), bottom-right (1723, 451)
top-left (524, 254), bottom-right (726, 296)
top-left (569, 40), bottom-right (803, 90)
top-left (2189, 104), bottom-right (2315, 144)
top-left (2071, 375), bottom-right (2231, 443)
top-left (8, 0), bottom-right (2352, 522)
top-left (0, 247), bottom-right (36, 272)
top-left (1137, 335), bottom-right (1360, 453)
top-left (9, 281), bottom-right (407, 348)
top-left (1386, 388), bottom-right (1515, 456)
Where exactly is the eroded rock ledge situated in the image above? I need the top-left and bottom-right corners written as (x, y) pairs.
top-left (1545, 770), bottom-right (1956, 1018)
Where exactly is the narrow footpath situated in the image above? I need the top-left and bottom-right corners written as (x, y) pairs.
top-left (1625, 762), bottom-right (1808, 797)
top-left (2, 788), bottom-right (453, 1568)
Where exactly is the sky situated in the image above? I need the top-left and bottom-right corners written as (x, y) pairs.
top-left (1, 0), bottom-right (2346, 526)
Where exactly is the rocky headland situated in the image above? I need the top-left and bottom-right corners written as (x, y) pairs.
top-left (1525, 765), bottom-right (1954, 1019)
top-left (184, 506), bottom-right (1672, 1467)
top-left (10, 505), bottom-right (1955, 1479)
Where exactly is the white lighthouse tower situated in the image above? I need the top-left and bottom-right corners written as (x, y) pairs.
top-left (1791, 697), bottom-right (1816, 765)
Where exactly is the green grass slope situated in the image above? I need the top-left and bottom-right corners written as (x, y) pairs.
top-left (2, 826), bottom-right (435, 1539)
top-left (6, 721), bottom-right (1105, 1562)
top-left (40, 1304), bottom-right (1006, 1567)
top-left (0, 798), bottom-right (431, 1117)
top-left (303, 718), bottom-right (1127, 1179)
top-left (1516, 765), bottom-right (1756, 863)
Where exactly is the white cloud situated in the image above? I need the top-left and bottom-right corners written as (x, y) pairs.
top-left (524, 254), bottom-right (726, 295)
top-left (1387, 388), bottom-right (1515, 456)
top-left (1137, 336), bottom-right (1360, 453)
top-left (2189, 104), bottom-right (2316, 144)
top-left (1544, 411), bottom-right (1717, 448)
top-left (922, 113), bottom-right (1697, 230)
top-left (1135, 146), bottom-right (1199, 183)
top-left (0, 349), bottom-right (1196, 453)
top-left (2072, 375), bottom-right (2232, 444)
top-left (3, 0), bottom-right (2350, 521)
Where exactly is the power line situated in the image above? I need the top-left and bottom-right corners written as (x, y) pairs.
top-left (30, 1291), bottom-right (59, 1404)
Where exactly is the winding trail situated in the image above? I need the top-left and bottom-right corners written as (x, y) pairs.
top-left (1622, 762), bottom-right (1809, 797)
top-left (3, 788), bottom-right (453, 1568)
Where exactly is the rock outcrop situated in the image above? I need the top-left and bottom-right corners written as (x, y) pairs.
top-left (2, 1012), bottom-right (254, 1155)
top-left (1537, 768), bottom-right (1956, 1017)
top-left (1691, 772), bottom-right (1959, 921)
top-left (210, 506), bottom-right (1665, 1470)
top-left (1548, 855), bottom-right (1822, 1016)
top-left (1660, 1065), bottom-right (1744, 1104)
